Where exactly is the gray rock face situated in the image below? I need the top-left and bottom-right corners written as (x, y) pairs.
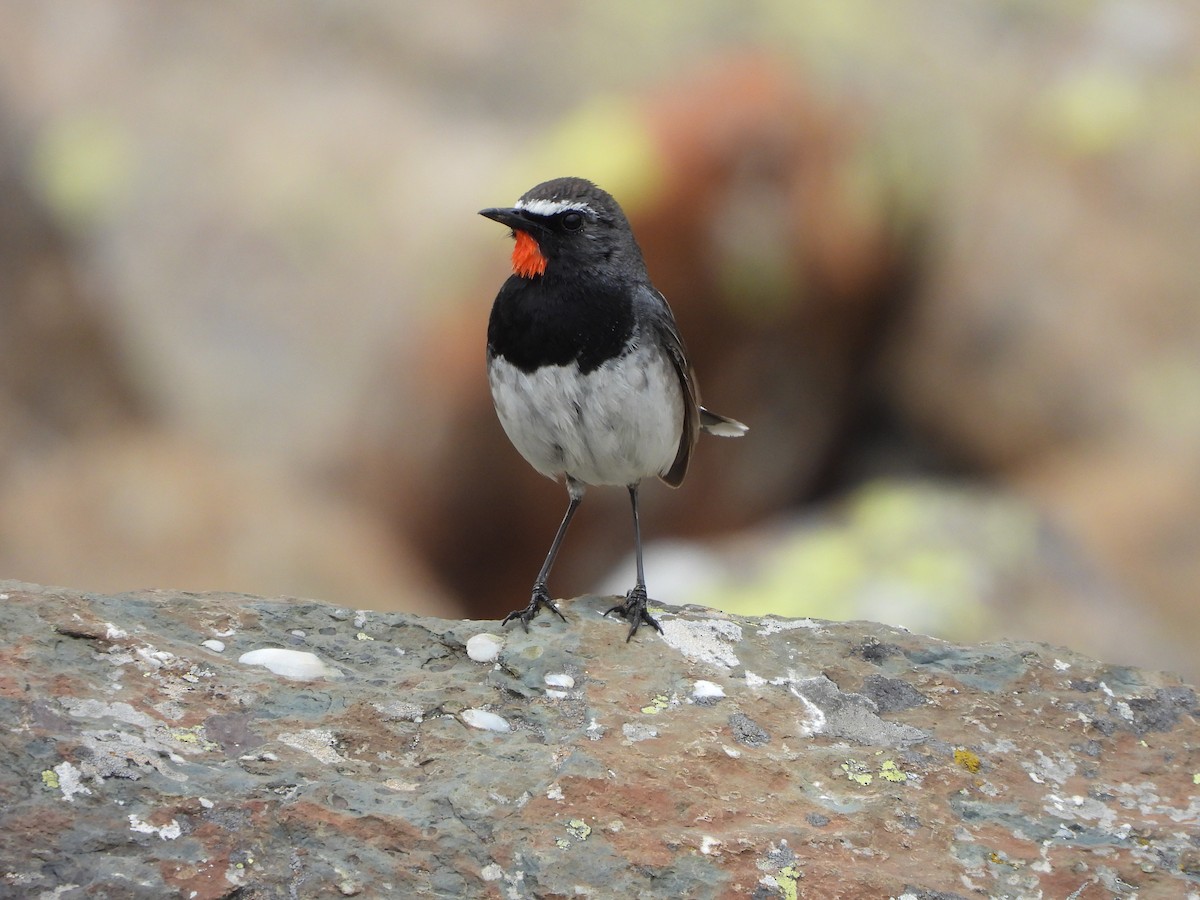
top-left (1, 581), bottom-right (1197, 898)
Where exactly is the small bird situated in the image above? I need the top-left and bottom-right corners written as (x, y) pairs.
top-left (480, 177), bottom-right (746, 640)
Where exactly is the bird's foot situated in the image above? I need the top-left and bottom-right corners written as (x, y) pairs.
top-left (604, 585), bottom-right (663, 642)
top-left (501, 582), bottom-right (567, 632)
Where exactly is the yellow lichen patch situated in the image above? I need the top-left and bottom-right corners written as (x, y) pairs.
top-left (954, 747), bottom-right (982, 774)
top-left (841, 759), bottom-right (873, 785)
top-left (169, 725), bottom-right (219, 752)
top-left (641, 694), bottom-right (670, 715)
top-left (565, 819), bottom-right (591, 841)
top-left (879, 759), bottom-right (908, 783)
top-left (41, 769), bottom-right (60, 790)
top-left (777, 864), bottom-right (801, 900)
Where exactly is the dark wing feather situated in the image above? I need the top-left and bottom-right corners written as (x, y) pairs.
top-left (641, 290), bottom-right (700, 488)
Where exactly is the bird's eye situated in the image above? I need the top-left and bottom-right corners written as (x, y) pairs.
top-left (561, 212), bottom-right (583, 232)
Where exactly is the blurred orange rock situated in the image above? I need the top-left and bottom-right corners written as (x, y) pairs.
top-left (0, 431), bottom-right (455, 617)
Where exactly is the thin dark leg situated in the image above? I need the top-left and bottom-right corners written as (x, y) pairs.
top-left (605, 482), bottom-right (664, 640)
top-left (502, 479), bottom-right (582, 631)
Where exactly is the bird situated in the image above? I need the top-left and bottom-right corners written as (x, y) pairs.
top-left (479, 177), bottom-right (746, 640)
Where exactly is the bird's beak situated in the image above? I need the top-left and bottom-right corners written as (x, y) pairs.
top-left (479, 207), bottom-right (543, 232)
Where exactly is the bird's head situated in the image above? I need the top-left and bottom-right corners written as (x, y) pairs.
top-left (480, 177), bottom-right (644, 281)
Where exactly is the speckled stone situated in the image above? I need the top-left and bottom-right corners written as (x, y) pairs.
top-left (1, 581), bottom-right (1197, 898)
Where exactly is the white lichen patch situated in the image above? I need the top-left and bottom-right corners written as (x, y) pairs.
top-left (461, 709), bottom-right (511, 733)
top-left (1024, 749), bottom-right (1078, 785)
top-left (757, 617), bottom-right (823, 636)
top-left (744, 670), bottom-right (767, 688)
top-left (383, 779), bottom-right (420, 792)
top-left (60, 698), bottom-right (158, 729)
top-left (128, 813), bottom-right (181, 840)
top-left (238, 648), bottom-right (341, 680)
top-left (789, 683), bottom-right (828, 737)
top-left (658, 617), bottom-right (742, 668)
top-left (50, 761), bottom-right (92, 802)
top-left (621, 722), bottom-right (658, 742)
top-left (1043, 793), bottom-right (1118, 831)
top-left (200, 639), bottom-right (225, 653)
top-left (278, 729), bottom-right (345, 765)
top-left (466, 633), bottom-right (504, 663)
top-left (372, 700), bottom-right (424, 722)
top-left (105, 623), bottom-right (128, 640)
top-left (135, 647), bottom-right (178, 670)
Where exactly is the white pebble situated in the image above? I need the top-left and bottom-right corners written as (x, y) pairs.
top-left (544, 672), bottom-right (575, 689)
top-left (461, 708), bottom-right (511, 732)
top-left (238, 648), bottom-right (341, 680)
top-left (201, 639), bottom-right (226, 653)
top-left (466, 633), bottom-right (504, 663)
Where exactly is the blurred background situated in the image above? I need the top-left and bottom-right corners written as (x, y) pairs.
top-left (1, 1), bottom-right (1198, 680)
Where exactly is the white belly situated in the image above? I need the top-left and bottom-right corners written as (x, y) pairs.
top-left (488, 346), bottom-right (683, 487)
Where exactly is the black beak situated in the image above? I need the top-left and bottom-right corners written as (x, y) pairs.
top-left (479, 207), bottom-right (542, 232)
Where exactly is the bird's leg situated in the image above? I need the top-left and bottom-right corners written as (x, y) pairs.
top-left (502, 479), bottom-right (583, 631)
top-left (605, 482), bottom-right (663, 641)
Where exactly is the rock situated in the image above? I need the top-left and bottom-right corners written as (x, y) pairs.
top-left (0, 101), bottom-right (148, 472)
top-left (1, 581), bottom-right (1196, 898)
top-left (0, 432), bottom-right (456, 618)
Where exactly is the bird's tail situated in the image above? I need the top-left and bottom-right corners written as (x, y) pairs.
top-left (699, 407), bottom-right (748, 437)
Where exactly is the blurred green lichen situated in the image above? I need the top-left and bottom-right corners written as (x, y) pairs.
top-left (503, 95), bottom-right (665, 218)
top-left (1034, 65), bottom-right (1145, 157)
top-left (31, 111), bottom-right (134, 228)
top-left (698, 479), bottom-right (1042, 640)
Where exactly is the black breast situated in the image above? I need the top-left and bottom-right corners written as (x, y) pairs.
top-left (487, 274), bottom-right (635, 374)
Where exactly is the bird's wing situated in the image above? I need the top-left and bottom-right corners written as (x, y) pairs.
top-left (643, 289), bottom-right (700, 488)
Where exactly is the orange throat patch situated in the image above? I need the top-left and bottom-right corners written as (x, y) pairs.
top-left (511, 230), bottom-right (547, 278)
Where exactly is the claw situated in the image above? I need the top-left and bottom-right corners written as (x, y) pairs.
top-left (604, 585), bottom-right (663, 641)
top-left (501, 583), bottom-right (567, 631)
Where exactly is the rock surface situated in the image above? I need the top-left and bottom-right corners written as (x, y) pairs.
top-left (1, 581), bottom-right (1197, 899)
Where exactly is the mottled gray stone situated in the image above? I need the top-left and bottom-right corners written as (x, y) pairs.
top-left (0, 581), bottom-right (1197, 899)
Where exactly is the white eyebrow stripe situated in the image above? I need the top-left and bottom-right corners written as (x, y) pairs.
top-left (513, 198), bottom-right (594, 217)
